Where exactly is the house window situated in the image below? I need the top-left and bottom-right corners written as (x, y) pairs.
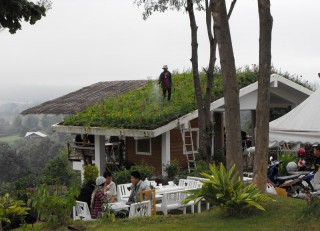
top-left (135, 138), bottom-right (151, 155)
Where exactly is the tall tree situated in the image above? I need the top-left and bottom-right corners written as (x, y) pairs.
top-left (212, 0), bottom-right (242, 176)
top-left (0, 0), bottom-right (51, 34)
top-left (253, 0), bottom-right (273, 191)
top-left (134, 0), bottom-right (240, 166)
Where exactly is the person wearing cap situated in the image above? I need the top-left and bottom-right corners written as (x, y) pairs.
top-left (90, 176), bottom-right (107, 218)
top-left (126, 171), bottom-right (150, 205)
top-left (158, 65), bottom-right (173, 101)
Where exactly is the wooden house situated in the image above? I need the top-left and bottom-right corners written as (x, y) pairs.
top-left (22, 75), bottom-right (313, 176)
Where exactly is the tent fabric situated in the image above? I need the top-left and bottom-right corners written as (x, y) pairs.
top-left (269, 88), bottom-right (320, 144)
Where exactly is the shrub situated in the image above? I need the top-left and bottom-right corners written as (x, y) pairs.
top-left (112, 164), bottom-right (155, 185)
top-left (27, 184), bottom-right (80, 227)
top-left (83, 164), bottom-right (99, 184)
top-left (42, 150), bottom-right (80, 187)
top-left (183, 163), bottom-right (271, 216)
top-left (163, 160), bottom-right (181, 181)
top-left (112, 169), bottom-right (130, 185)
top-left (129, 164), bottom-right (155, 182)
top-left (0, 193), bottom-right (30, 231)
top-left (192, 160), bottom-right (211, 177)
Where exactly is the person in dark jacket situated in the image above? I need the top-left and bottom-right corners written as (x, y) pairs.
top-left (158, 65), bottom-right (173, 101)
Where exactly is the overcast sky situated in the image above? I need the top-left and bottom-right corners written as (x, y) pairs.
top-left (1, 0), bottom-right (320, 103)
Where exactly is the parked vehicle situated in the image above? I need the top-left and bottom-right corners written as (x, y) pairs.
top-left (267, 157), bottom-right (305, 197)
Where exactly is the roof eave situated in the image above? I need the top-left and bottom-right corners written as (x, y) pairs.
top-left (52, 123), bottom-right (157, 138)
top-left (51, 108), bottom-right (201, 138)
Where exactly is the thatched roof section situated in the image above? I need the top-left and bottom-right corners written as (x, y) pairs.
top-left (21, 80), bottom-right (148, 115)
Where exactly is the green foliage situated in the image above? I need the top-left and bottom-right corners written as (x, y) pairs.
top-left (0, 193), bottom-right (30, 231)
top-left (0, 142), bottom-right (29, 185)
top-left (0, 0), bottom-right (50, 34)
top-left (112, 164), bottom-right (155, 185)
top-left (112, 169), bottom-right (130, 185)
top-left (191, 160), bottom-right (211, 177)
top-left (183, 163), bottom-right (271, 216)
top-left (302, 196), bottom-right (320, 220)
top-left (42, 149), bottom-right (80, 187)
top-left (27, 184), bottom-right (80, 227)
top-left (16, 195), bottom-right (320, 230)
top-left (16, 139), bottom-right (63, 175)
top-left (83, 164), bottom-right (99, 184)
top-left (129, 164), bottom-right (155, 182)
top-left (59, 66), bottom-right (313, 131)
top-left (277, 151), bottom-right (297, 175)
top-left (163, 160), bottom-right (182, 181)
top-left (62, 75), bottom-right (198, 129)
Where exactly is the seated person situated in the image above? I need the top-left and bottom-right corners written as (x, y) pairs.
top-left (310, 144), bottom-right (320, 191)
top-left (90, 176), bottom-right (107, 219)
top-left (77, 179), bottom-right (95, 210)
top-left (103, 171), bottom-right (117, 203)
top-left (126, 171), bottom-right (150, 205)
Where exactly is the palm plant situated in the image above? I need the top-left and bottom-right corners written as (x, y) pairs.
top-left (183, 163), bottom-right (272, 216)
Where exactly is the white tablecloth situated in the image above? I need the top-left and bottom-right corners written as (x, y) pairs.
top-left (107, 202), bottom-right (129, 211)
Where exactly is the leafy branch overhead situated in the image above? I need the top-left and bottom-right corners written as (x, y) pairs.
top-left (134, 0), bottom-right (204, 20)
top-left (0, 0), bottom-right (51, 33)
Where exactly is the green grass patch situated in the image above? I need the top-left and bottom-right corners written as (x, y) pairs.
top-left (19, 195), bottom-right (320, 231)
top-left (0, 135), bottom-right (23, 144)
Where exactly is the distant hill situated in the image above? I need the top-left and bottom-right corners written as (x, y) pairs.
top-left (0, 84), bottom-right (82, 121)
top-left (0, 84), bottom-right (82, 105)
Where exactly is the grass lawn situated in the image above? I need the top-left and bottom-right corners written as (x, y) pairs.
top-left (19, 195), bottom-right (320, 231)
top-left (0, 135), bottom-right (23, 144)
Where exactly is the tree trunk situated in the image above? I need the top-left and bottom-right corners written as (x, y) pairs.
top-left (212, 0), bottom-right (242, 177)
top-left (186, 0), bottom-right (212, 162)
top-left (253, 0), bottom-right (273, 191)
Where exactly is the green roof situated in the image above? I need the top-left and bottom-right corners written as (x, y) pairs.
top-left (59, 67), bottom-right (312, 130)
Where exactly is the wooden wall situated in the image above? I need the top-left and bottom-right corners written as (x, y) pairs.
top-left (125, 117), bottom-right (200, 173)
top-left (126, 136), bottom-right (163, 175)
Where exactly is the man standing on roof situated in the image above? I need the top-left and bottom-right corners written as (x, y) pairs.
top-left (158, 65), bottom-right (173, 101)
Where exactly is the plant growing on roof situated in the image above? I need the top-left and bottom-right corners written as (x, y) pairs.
top-left (61, 68), bottom-right (272, 130)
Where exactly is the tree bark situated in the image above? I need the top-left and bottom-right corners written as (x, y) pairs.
top-left (253, 0), bottom-right (273, 191)
top-left (212, 0), bottom-right (242, 177)
top-left (186, 0), bottom-right (212, 162)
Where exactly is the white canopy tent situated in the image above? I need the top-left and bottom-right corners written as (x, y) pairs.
top-left (269, 88), bottom-right (320, 144)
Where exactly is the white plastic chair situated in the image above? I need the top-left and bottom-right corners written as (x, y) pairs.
top-left (73, 201), bottom-right (95, 221)
top-left (186, 180), bottom-right (198, 190)
top-left (117, 183), bottom-right (132, 202)
top-left (156, 190), bottom-right (194, 215)
top-left (129, 201), bottom-right (151, 218)
top-left (186, 176), bottom-right (208, 182)
top-left (178, 179), bottom-right (188, 188)
top-left (193, 181), bottom-right (210, 212)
